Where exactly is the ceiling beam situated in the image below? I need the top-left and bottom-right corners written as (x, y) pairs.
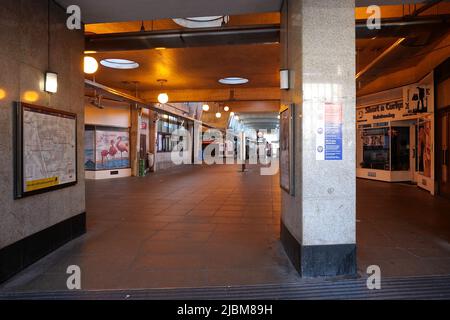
top-left (86, 25), bottom-right (280, 52)
top-left (140, 87), bottom-right (281, 103)
top-left (356, 14), bottom-right (450, 38)
top-left (410, 0), bottom-right (443, 17)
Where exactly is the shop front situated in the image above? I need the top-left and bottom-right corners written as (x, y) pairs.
top-left (356, 73), bottom-right (435, 195)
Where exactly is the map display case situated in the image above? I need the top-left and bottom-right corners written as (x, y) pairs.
top-left (14, 103), bottom-right (77, 198)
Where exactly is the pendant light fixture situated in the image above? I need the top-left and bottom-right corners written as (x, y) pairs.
top-left (202, 103), bottom-right (210, 111)
top-left (84, 56), bottom-right (99, 74)
top-left (215, 104), bottom-right (221, 118)
top-left (157, 79), bottom-right (169, 104)
top-left (224, 106), bottom-right (230, 112)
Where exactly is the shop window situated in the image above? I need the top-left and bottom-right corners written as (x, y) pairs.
top-left (360, 127), bottom-right (390, 170)
top-left (156, 113), bottom-right (191, 153)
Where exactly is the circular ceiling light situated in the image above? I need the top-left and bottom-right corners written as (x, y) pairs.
top-left (173, 16), bottom-right (229, 28)
top-left (100, 59), bottom-right (139, 70)
top-left (224, 106), bottom-right (230, 112)
top-left (84, 56), bottom-right (99, 74)
top-left (219, 77), bottom-right (249, 85)
top-left (216, 112), bottom-right (222, 118)
top-left (202, 104), bottom-right (210, 111)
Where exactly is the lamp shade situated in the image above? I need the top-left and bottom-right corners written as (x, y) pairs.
top-left (44, 72), bottom-right (58, 93)
top-left (202, 104), bottom-right (210, 111)
top-left (215, 112), bottom-right (222, 118)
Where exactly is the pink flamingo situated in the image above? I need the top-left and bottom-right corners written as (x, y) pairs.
top-left (109, 139), bottom-right (118, 159)
top-left (100, 149), bottom-right (109, 164)
top-left (116, 136), bottom-right (129, 159)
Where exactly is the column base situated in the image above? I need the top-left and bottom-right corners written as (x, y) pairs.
top-left (281, 220), bottom-right (356, 277)
top-left (0, 212), bottom-right (86, 284)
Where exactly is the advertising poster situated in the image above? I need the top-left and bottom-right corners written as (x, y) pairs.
top-left (95, 129), bottom-right (130, 170)
top-left (280, 105), bottom-right (294, 195)
top-left (417, 120), bottom-right (432, 178)
top-left (84, 129), bottom-right (95, 170)
top-left (316, 103), bottom-right (343, 161)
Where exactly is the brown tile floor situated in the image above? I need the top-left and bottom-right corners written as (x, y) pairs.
top-left (1, 165), bottom-right (450, 292)
top-left (356, 179), bottom-right (450, 277)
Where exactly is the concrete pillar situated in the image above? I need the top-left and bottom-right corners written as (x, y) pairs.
top-left (280, 0), bottom-right (356, 277)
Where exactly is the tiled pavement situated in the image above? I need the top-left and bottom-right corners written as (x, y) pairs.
top-left (0, 164), bottom-right (449, 293)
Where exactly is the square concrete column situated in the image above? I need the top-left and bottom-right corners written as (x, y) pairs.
top-left (280, 0), bottom-right (356, 277)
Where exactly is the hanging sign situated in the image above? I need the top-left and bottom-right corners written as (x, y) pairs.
top-left (316, 103), bottom-right (343, 161)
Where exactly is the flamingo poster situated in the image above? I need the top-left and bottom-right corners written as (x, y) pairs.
top-left (94, 129), bottom-right (130, 170)
top-left (84, 129), bottom-right (95, 170)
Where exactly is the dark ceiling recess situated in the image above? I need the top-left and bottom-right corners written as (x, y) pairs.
top-left (356, 14), bottom-right (450, 39)
top-left (85, 25), bottom-right (280, 52)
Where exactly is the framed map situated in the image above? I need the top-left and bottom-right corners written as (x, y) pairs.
top-left (15, 102), bottom-right (77, 198)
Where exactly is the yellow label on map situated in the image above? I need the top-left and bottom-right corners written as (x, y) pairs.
top-left (26, 177), bottom-right (59, 192)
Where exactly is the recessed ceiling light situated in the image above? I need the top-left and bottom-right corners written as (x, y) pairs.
top-left (173, 16), bottom-right (229, 28)
top-left (218, 77), bottom-right (249, 85)
top-left (100, 59), bottom-right (139, 70)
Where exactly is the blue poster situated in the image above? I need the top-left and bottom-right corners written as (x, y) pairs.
top-left (324, 103), bottom-right (343, 161)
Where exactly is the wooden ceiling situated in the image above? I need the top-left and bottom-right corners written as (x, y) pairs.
top-left (89, 43), bottom-right (280, 92)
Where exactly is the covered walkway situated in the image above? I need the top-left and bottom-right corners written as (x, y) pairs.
top-left (0, 165), bottom-right (449, 292)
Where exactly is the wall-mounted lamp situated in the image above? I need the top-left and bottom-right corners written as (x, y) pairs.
top-left (44, 72), bottom-right (58, 94)
top-left (280, 69), bottom-right (289, 90)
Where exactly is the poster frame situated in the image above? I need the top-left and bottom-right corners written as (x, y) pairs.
top-left (14, 102), bottom-right (78, 199)
top-left (279, 104), bottom-right (295, 195)
top-left (84, 125), bottom-right (131, 171)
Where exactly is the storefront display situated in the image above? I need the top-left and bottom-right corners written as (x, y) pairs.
top-left (356, 72), bottom-right (435, 194)
top-left (156, 114), bottom-right (187, 153)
